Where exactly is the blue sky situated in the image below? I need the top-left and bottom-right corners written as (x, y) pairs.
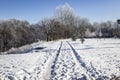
top-left (0, 0), bottom-right (120, 24)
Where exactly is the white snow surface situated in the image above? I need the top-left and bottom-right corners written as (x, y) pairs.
top-left (0, 39), bottom-right (120, 80)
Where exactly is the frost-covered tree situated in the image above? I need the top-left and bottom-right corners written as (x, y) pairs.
top-left (0, 19), bottom-right (36, 52)
top-left (55, 3), bottom-right (76, 38)
top-left (40, 18), bottom-right (62, 41)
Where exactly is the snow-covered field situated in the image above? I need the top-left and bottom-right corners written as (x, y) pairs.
top-left (0, 38), bottom-right (120, 80)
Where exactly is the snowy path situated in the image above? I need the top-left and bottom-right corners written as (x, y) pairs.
top-left (50, 41), bottom-right (85, 80)
top-left (49, 41), bottom-right (105, 80)
top-left (0, 39), bottom-right (120, 80)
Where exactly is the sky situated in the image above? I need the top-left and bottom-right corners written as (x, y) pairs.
top-left (0, 0), bottom-right (120, 24)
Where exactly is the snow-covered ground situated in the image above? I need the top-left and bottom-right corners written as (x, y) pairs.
top-left (0, 38), bottom-right (120, 80)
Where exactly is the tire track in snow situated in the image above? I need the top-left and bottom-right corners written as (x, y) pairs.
top-left (29, 42), bottom-right (62, 80)
top-left (52, 42), bottom-right (63, 68)
top-left (50, 42), bottom-right (63, 79)
top-left (50, 42), bottom-right (89, 80)
top-left (67, 41), bottom-right (105, 80)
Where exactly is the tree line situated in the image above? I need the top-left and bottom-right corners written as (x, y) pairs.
top-left (0, 3), bottom-right (120, 52)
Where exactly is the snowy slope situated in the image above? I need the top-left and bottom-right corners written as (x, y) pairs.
top-left (0, 39), bottom-right (120, 80)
